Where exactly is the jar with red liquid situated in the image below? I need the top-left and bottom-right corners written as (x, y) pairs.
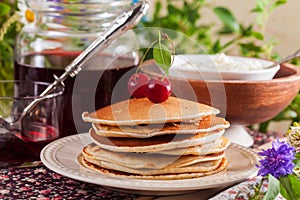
top-left (0, 80), bottom-right (64, 167)
top-left (14, 0), bottom-right (139, 137)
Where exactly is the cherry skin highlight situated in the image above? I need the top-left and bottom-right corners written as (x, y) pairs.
top-left (127, 73), bottom-right (150, 98)
top-left (145, 78), bottom-right (172, 103)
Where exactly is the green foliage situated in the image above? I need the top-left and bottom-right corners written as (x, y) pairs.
top-left (253, 174), bottom-right (300, 200)
top-left (140, 0), bottom-right (285, 59)
top-left (152, 32), bottom-right (173, 76)
top-left (259, 93), bottom-right (300, 132)
top-left (137, 31), bottom-right (174, 77)
top-left (252, 0), bottom-right (287, 28)
top-left (140, 0), bottom-right (213, 54)
top-left (0, 2), bottom-right (11, 16)
top-left (153, 42), bottom-right (171, 76)
top-left (263, 175), bottom-right (281, 200)
top-left (0, 0), bottom-right (20, 117)
top-left (213, 7), bottom-right (240, 33)
top-left (0, 0), bottom-right (20, 81)
top-left (279, 175), bottom-right (300, 200)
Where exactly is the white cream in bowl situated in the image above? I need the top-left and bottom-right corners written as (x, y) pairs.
top-left (170, 54), bottom-right (280, 80)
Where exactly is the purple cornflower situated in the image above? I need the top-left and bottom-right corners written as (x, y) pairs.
top-left (257, 140), bottom-right (295, 178)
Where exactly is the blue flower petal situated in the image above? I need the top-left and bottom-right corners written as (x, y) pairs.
top-left (256, 140), bottom-right (295, 178)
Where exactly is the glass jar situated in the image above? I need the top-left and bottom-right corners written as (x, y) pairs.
top-left (14, 0), bottom-right (139, 136)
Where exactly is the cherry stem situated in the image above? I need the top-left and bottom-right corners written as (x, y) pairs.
top-left (135, 40), bottom-right (158, 74)
top-left (164, 33), bottom-right (175, 67)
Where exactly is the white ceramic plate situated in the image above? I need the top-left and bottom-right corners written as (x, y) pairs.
top-left (40, 133), bottom-right (259, 195)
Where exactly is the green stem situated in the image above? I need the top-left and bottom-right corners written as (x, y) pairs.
top-left (249, 177), bottom-right (266, 200)
top-left (161, 33), bottom-right (175, 80)
top-left (136, 32), bottom-right (175, 80)
top-left (164, 33), bottom-right (175, 66)
top-left (218, 35), bottom-right (243, 52)
top-left (135, 40), bottom-right (158, 74)
top-left (0, 12), bottom-right (20, 42)
top-left (259, 121), bottom-right (270, 133)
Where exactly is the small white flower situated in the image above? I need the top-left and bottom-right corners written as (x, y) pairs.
top-left (17, 0), bottom-right (35, 25)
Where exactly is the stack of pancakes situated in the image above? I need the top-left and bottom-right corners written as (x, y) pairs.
top-left (81, 97), bottom-right (230, 180)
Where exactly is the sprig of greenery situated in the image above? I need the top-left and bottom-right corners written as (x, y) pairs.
top-left (252, 0), bottom-right (287, 29)
top-left (253, 173), bottom-right (300, 200)
top-left (0, 0), bottom-right (20, 117)
top-left (140, 0), bottom-right (285, 59)
top-left (137, 31), bottom-right (174, 78)
top-left (140, 0), bottom-right (212, 54)
top-left (0, 0), bottom-right (20, 82)
top-left (152, 32), bottom-right (174, 76)
top-left (250, 174), bottom-right (300, 200)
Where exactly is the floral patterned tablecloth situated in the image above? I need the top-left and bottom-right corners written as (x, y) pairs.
top-left (0, 129), bottom-right (284, 200)
top-left (210, 176), bottom-right (285, 200)
top-left (0, 166), bottom-right (139, 200)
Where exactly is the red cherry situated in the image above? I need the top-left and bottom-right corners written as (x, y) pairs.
top-left (145, 78), bottom-right (172, 103)
top-left (127, 73), bottom-right (150, 98)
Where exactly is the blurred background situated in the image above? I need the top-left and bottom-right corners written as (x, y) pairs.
top-left (166, 0), bottom-right (300, 56)
top-left (213, 0), bottom-right (300, 57)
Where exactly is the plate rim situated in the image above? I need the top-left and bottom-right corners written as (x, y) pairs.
top-left (40, 133), bottom-right (259, 192)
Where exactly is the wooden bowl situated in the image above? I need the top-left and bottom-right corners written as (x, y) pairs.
top-left (142, 62), bottom-right (300, 126)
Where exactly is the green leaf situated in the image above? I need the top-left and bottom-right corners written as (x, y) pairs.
top-left (263, 175), bottom-right (281, 200)
top-left (184, 1), bottom-right (200, 23)
top-left (153, 43), bottom-right (171, 76)
top-left (153, 1), bottom-right (162, 20)
top-left (289, 174), bottom-right (300, 198)
top-left (211, 40), bottom-right (222, 54)
top-left (239, 42), bottom-right (263, 55)
top-left (213, 7), bottom-right (240, 33)
top-left (218, 26), bottom-right (235, 34)
top-left (251, 7), bottom-right (263, 13)
top-left (279, 175), bottom-right (300, 200)
top-left (255, 0), bottom-right (264, 11)
top-left (0, 2), bottom-right (11, 16)
top-left (167, 4), bottom-right (180, 16)
top-left (252, 31), bottom-right (264, 40)
top-left (259, 121), bottom-right (270, 133)
top-left (280, 184), bottom-right (289, 200)
top-left (274, 0), bottom-right (287, 7)
top-left (294, 159), bottom-right (300, 170)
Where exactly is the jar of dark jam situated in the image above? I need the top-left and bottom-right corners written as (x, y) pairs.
top-left (14, 0), bottom-right (139, 137)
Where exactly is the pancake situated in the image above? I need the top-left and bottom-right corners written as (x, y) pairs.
top-left (92, 116), bottom-right (230, 138)
top-left (80, 156), bottom-right (228, 180)
top-left (84, 156), bottom-right (222, 175)
top-left (89, 128), bottom-right (225, 153)
top-left (158, 137), bottom-right (230, 155)
top-left (82, 143), bottom-right (225, 169)
top-left (82, 97), bottom-right (220, 126)
top-left (81, 96), bottom-right (230, 180)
